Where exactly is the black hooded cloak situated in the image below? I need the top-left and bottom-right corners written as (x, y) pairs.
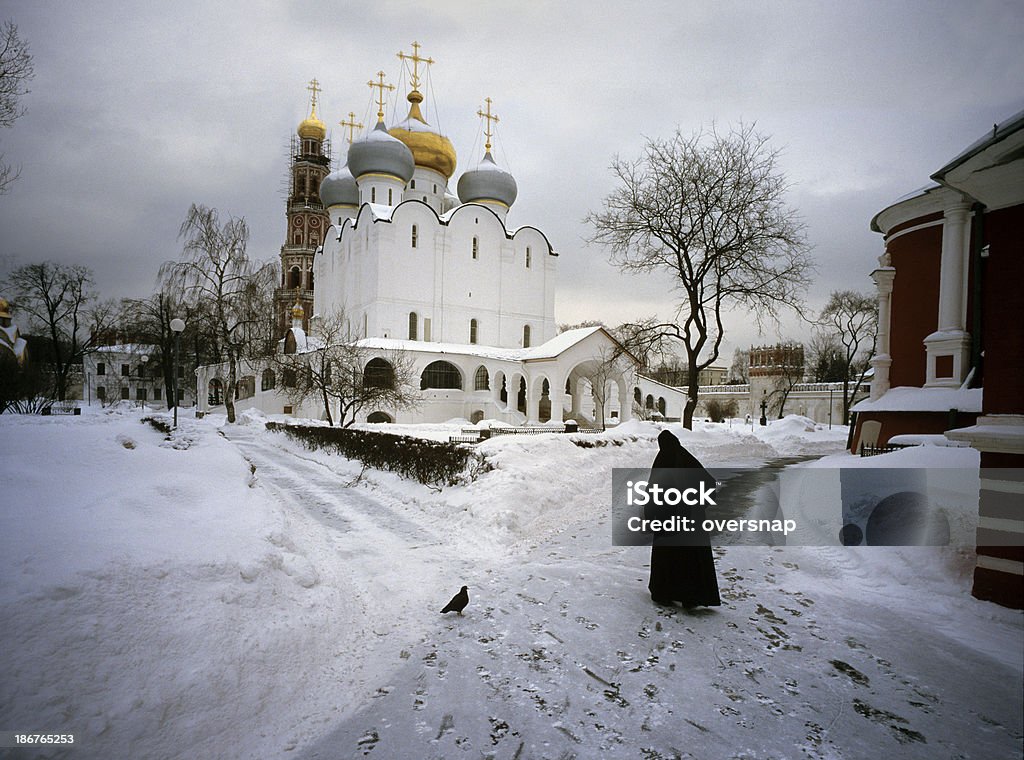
top-left (647, 430), bottom-right (721, 607)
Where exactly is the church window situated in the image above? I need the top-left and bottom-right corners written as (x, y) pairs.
top-left (411, 224), bottom-right (418, 248)
top-left (523, 325), bottom-right (531, 348)
top-left (364, 358), bottom-right (395, 389)
top-left (121, 364), bottom-right (130, 377)
top-left (433, 184), bottom-right (437, 193)
top-left (293, 233), bottom-right (301, 245)
top-left (121, 387), bottom-right (130, 400)
top-left (470, 318), bottom-right (478, 344)
top-left (388, 188), bottom-right (393, 204)
top-left (97, 386), bottom-right (106, 401)
top-left (472, 237), bottom-right (479, 259)
top-left (154, 387), bottom-right (161, 400)
top-left (282, 369), bottom-right (295, 388)
top-left (423, 196), bottom-right (427, 202)
top-left (420, 360), bottom-right (462, 390)
top-left (634, 387), bottom-right (642, 405)
top-left (371, 187), bottom-right (376, 203)
top-left (136, 387), bottom-right (147, 401)
top-left (646, 394), bottom-right (654, 410)
top-left (474, 365), bottom-right (489, 391)
top-left (408, 312), bottom-right (418, 340)
top-left (261, 369), bottom-right (276, 391)
top-left (658, 397), bottom-right (667, 415)
top-left (424, 318), bottom-right (432, 341)
top-left (289, 267), bottom-right (301, 289)
top-left (97, 362), bottom-right (105, 376)
top-left (410, 179), bottom-right (416, 189)
top-left (526, 247), bottom-right (532, 268)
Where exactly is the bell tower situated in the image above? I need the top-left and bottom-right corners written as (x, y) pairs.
top-left (274, 78), bottom-right (332, 339)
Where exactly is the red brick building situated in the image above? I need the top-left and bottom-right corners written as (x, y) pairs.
top-left (854, 110), bottom-right (1024, 608)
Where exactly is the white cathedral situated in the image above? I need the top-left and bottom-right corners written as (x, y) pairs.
top-left (196, 47), bottom-right (683, 426)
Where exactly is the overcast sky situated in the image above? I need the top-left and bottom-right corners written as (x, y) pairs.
top-left (1, 0), bottom-right (1021, 362)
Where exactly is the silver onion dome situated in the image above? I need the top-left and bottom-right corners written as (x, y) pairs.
top-left (457, 151), bottom-right (517, 208)
top-left (347, 122), bottom-right (415, 184)
top-left (319, 164), bottom-right (359, 207)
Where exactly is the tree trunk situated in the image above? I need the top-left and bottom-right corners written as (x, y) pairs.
top-left (225, 351), bottom-right (238, 423)
top-left (683, 372), bottom-right (699, 429)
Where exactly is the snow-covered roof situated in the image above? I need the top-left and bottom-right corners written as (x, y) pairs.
top-left (852, 386), bottom-right (982, 413)
top-left (932, 107), bottom-right (1024, 181)
top-left (90, 344), bottom-right (160, 355)
top-left (355, 326), bottom-right (614, 364)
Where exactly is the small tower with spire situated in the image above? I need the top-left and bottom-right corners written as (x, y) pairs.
top-left (275, 78), bottom-right (332, 339)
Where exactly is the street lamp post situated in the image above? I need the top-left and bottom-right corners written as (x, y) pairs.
top-left (170, 318), bottom-right (186, 428)
top-left (828, 386), bottom-right (834, 430)
top-left (759, 389), bottom-right (768, 427)
top-left (140, 354), bottom-right (149, 407)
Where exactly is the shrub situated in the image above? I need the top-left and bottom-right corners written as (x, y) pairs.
top-left (704, 398), bottom-right (738, 423)
top-left (266, 421), bottom-right (485, 487)
top-left (141, 416), bottom-right (172, 435)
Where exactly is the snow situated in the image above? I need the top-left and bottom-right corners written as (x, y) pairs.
top-left (852, 386), bottom-right (983, 413)
top-left (1, 411), bottom-right (1020, 758)
top-left (88, 343), bottom-right (159, 354)
top-left (356, 325), bottom-right (606, 363)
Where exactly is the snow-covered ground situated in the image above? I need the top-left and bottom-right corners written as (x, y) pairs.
top-left (0, 410), bottom-right (1020, 759)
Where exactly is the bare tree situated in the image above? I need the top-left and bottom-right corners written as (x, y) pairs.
top-left (5, 262), bottom-right (115, 400)
top-left (275, 309), bottom-right (419, 427)
top-left (586, 345), bottom-right (633, 430)
top-left (0, 20), bottom-right (34, 194)
top-left (806, 330), bottom-right (846, 382)
top-left (766, 341), bottom-right (805, 418)
top-left (728, 347), bottom-right (749, 384)
top-left (818, 290), bottom-right (877, 418)
top-left (120, 285), bottom-right (205, 409)
top-left (161, 204), bottom-right (275, 423)
top-left (587, 123), bottom-right (813, 428)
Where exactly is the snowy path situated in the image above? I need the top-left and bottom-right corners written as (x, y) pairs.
top-left (292, 527), bottom-right (1022, 759)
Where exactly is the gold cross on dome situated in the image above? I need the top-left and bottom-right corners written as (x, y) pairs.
top-left (477, 97), bottom-right (500, 152)
top-left (306, 78), bottom-right (322, 114)
top-left (397, 41), bottom-right (434, 90)
top-left (339, 112), bottom-right (363, 144)
top-left (368, 71), bottom-right (394, 121)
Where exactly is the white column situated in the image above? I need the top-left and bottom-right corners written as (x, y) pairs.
top-left (924, 202), bottom-right (972, 387)
top-left (526, 378), bottom-right (541, 423)
top-left (938, 203), bottom-right (971, 331)
top-left (870, 262), bottom-right (895, 400)
top-left (548, 386), bottom-right (564, 423)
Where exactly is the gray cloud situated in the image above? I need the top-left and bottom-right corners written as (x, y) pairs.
top-left (1, 0), bottom-right (1021, 362)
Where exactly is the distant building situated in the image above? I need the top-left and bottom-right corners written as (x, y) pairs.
top-left (856, 110), bottom-right (1024, 609)
top-left (83, 344), bottom-right (193, 408)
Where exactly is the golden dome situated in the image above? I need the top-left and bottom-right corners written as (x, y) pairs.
top-left (291, 301), bottom-right (305, 321)
top-left (298, 105), bottom-right (327, 141)
top-left (388, 91), bottom-right (457, 179)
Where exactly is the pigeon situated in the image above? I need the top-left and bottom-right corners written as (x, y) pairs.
top-left (440, 585), bottom-right (469, 615)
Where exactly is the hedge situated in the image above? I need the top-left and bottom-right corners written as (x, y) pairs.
top-left (266, 421), bottom-right (485, 487)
